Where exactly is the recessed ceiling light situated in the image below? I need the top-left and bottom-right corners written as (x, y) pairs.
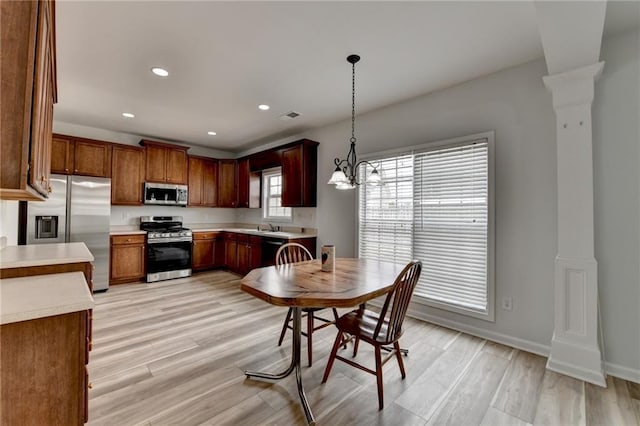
top-left (122, 112), bottom-right (135, 118)
top-left (207, 131), bottom-right (217, 136)
top-left (151, 67), bottom-right (169, 77)
top-left (258, 104), bottom-right (270, 111)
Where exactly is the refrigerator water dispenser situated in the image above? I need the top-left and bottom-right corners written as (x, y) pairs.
top-left (35, 216), bottom-right (58, 239)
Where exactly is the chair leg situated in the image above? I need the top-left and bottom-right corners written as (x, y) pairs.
top-left (394, 341), bottom-right (406, 379)
top-left (353, 336), bottom-right (360, 357)
top-left (278, 308), bottom-right (293, 346)
top-left (374, 345), bottom-right (384, 410)
top-left (322, 331), bottom-right (344, 384)
top-left (307, 311), bottom-right (314, 367)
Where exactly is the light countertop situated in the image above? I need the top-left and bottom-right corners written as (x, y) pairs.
top-left (110, 224), bottom-right (316, 239)
top-left (110, 230), bottom-right (147, 236)
top-left (0, 242), bottom-right (94, 269)
top-left (1, 271), bottom-right (94, 325)
top-left (199, 228), bottom-right (315, 239)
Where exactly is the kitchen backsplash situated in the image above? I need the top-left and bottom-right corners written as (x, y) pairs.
top-left (110, 205), bottom-right (237, 226)
top-left (110, 205), bottom-right (317, 229)
top-left (235, 207), bottom-right (317, 229)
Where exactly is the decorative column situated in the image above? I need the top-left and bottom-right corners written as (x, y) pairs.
top-left (543, 61), bottom-right (606, 386)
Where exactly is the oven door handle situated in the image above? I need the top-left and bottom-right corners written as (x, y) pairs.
top-left (148, 237), bottom-right (193, 244)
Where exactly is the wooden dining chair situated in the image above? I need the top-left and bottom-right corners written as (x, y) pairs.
top-left (321, 260), bottom-right (423, 410)
top-left (276, 243), bottom-right (339, 367)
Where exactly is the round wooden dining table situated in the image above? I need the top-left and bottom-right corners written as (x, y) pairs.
top-left (240, 258), bottom-right (405, 425)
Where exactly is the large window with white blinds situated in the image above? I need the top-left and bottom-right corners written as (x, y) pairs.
top-left (357, 132), bottom-right (494, 320)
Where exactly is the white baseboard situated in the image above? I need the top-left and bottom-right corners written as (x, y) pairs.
top-left (399, 304), bottom-right (640, 384)
top-left (604, 361), bottom-right (640, 384)
top-left (404, 305), bottom-right (551, 357)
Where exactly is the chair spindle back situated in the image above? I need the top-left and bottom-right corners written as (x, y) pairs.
top-left (373, 260), bottom-right (422, 343)
top-left (276, 243), bottom-right (313, 266)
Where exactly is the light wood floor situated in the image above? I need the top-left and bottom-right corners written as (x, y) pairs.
top-left (88, 270), bottom-right (640, 426)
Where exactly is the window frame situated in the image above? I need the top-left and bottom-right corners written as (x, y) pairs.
top-left (262, 167), bottom-right (293, 222)
top-left (356, 131), bottom-right (495, 321)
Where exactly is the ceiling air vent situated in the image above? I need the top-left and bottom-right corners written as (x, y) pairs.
top-left (280, 111), bottom-right (301, 120)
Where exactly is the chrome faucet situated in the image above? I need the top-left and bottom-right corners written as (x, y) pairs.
top-left (268, 223), bottom-right (278, 232)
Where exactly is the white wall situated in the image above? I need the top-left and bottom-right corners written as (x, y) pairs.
top-left (592, 29), bottom-right (640, 375)
top-left (0, 200), bottom-right (19, 247)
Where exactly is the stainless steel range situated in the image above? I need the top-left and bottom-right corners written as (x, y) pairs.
top-left (140, 216), bottom-right (193, 283)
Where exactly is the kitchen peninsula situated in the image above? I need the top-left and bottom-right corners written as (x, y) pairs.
top-left (0, 243), bottom-right (95, 424)
top-left (0, 241), bottom-right (95, 290)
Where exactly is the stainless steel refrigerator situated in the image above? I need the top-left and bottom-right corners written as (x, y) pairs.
top-left (27, 174), bottom-right (111, 291)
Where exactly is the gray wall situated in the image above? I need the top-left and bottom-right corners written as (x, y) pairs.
top-left (593, 29), bottom-right (640, 374)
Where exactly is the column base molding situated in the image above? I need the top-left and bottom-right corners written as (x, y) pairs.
top-left (547, 334), bottom-right (606, 386)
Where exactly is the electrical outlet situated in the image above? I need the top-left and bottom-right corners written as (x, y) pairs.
top-left (502, 297), bottom-right (513, 311)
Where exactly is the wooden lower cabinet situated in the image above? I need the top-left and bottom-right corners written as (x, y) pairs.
top-left (192, 231), bottom-right (223, 271)
top-left (110, 234), bottom-right (145, 284)
top-left (1, 310), bottom-right (89, 425)
top-left (237, 234), bottom-right (262, 275)
top-left (224, 233), bottom-right (239, 272)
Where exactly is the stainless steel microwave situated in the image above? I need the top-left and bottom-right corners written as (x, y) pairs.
top-left (143, 182), bottom-right (188, 206)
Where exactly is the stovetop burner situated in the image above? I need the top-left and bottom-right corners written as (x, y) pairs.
top-left (140, 216), bottom-right (192, 240)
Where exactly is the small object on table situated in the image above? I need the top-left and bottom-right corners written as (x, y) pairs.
top-left (321, 245), bottom-right (335, 272)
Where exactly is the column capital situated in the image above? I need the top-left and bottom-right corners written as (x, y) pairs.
top-left (543, 62), bottom-right (605, 109)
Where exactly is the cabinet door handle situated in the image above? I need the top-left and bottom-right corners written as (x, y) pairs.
top-left (74, 169), bottom-right (78, 173)
top-left (47, 185), bottom-right (52, 193)
top-left (126, 238), bottom-right (131, 242)
top-left (64, 168), bottom-right (69, 172)
top-left (40, 175), bottom-right (46, 183)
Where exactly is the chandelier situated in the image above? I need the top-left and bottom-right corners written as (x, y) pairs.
top-left (327, 54), bottom-right (382, 190)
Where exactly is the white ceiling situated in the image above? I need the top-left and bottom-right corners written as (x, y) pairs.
top-left (54, 1), bottom-right (639, 153)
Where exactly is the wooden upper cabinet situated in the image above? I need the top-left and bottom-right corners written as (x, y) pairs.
top-left (237, 158), bottom-right (249, 208)
top-left (281, 140), bottom-right (319, 207)
top-left (166, 149), bottom-right (188, 184)
top-left (188, 156), bottom-right (218, 207)
top-left (203, 159), bottom-right (218, 207)
top-left (144, 144), bottom-right (167, 183)
top-left (188, 157), bottom-right (204, 206)
top-left (217, 160), bottom-right (237, 207)
top-left (111, 145), bottom-right (144, 205)
top-left (1, 0), bottom-right (57, 200)
top-left (51, 135), bottom-right (74, 175)
top-left (73, 139), bottom-right (111, 177)
top-left (51, 134), bottom-right (112, 177)
top-left (140, 140), bottom-right (189, 184)
top-left (237, 157), bottom-right (261, 209)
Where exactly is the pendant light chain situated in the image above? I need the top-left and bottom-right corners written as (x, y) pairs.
top-left (351, 60), bottom-right (356, 144)
top-left (327, 54), bottom-right (383, 189)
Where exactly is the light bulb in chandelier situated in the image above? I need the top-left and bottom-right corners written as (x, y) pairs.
top-left (327, 166), bottom-right (349, 185)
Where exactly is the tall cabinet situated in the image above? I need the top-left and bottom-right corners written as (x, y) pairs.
top-left (1, 0), bottom-right (57, 200)
top-left (111, 145), bottom-right (145, 205)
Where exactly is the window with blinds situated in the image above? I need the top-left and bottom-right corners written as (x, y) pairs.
top-left (357, 134), bottom-right (493, 319)
top-left (358, 155), bottom-right (414, 264)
